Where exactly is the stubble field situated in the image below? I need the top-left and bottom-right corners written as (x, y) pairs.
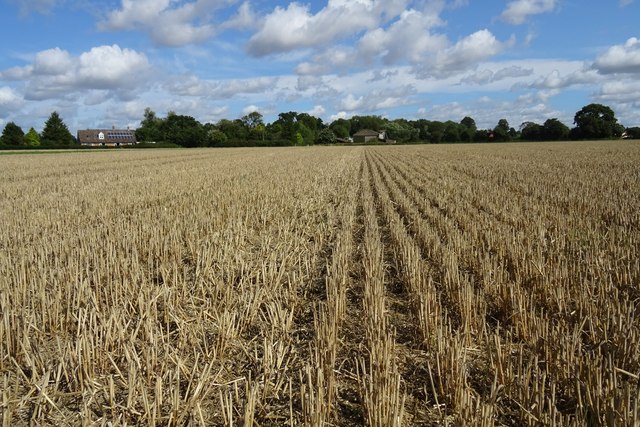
top-left (1, 142), bottom-right (639, 426)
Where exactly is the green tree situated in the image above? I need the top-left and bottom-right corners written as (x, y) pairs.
top-left (217, 119), bottom-right (247, 141)
top-left (271, 111), bottom-right (299, 144)
top-left (1, 122), bottom-right (25, 146)
top-left (542, 118), bottom-right (569, 140)
top-left (520, 122), bottom-right (543, 141)
top-left (240, 111), bottom-right (266, 141)
top-left (296, 121), bottom-right (314, 145)
top-left (624, 127), bottom-right (640, 139)
top-left (136, 107), bottom-right (164, 142)
top-left (329, 118), bottom-right (351, 138)
top-left (492, 118), bottom-right (511, 142)
top-left (443, 121), bottom-right (461, 143)
top-left (207, 129), bottom-right (228, 146)
top-left (386, 119), bottom-right (418, 142)
top-left (241, 111), bottom-right (264, 129)
top-left (428, 121), bottom-right (445, 144)
top-left (316, 127), bottom-right (336, 144)
top-left (41, 112), bottom-right (75, 146)
top-left (460, 116), bottom-right (477, 142)
top-left (24, 127), bottom-right (41, 146)
top-left (573, 104), bottom-right (622, 139)
top-left (162, 114), bottom-right (207, 147)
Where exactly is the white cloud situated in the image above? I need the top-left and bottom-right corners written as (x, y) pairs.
top-left (339, 85), bottom-right (415, 112)
top-left (593, 37), bottom-right (640, 74)
top-left (242, 104), bottom-right (260, 115)
top-left (247, 0), bottom-right (409, 56)
top-left (620, 0), bottom-right (634, 6)
top-left (500, 0), bottom-right (557, 25)
top-left (307, 105), bottom-right (326, 117)
top-left (99, 0), bottom-right (239, 46)
top-left (294, 10), bottom-right (504, 79)
top-left (164, 74), bottom-right (279, 100)
top-left (0, 86), bottom-right (24, 117)
top-left (0, 45), bottom-right (151, 101)
top-left (357, 9), bottom-right (447, 65)
top-left (462, 66), bottom-right (533, 85)
top-left (77, 45), bottom-right (151, 89)
top-left (527, 68), bottom-right (601, 90)
top-left (33, 47), bottom-right (74, 75)
top-left (418, 29), bottom-right (509, 77)
top-left (596, 80), bottom-right (640, 104)
top-left (220, 1), bottom-right (257, 30)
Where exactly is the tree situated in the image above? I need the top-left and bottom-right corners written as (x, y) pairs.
top-left (443, 121), bottom-right (461, 143)
top-left (241, 111), bottom-right (266, 141)
top-left (427, 121), bottom-right (445, 144)
top-left (460, 116), bottom-right (477, 142)
top-left (542, 118), bottom-right (569, 140)
top-left (625, 127), bottom-right (640, 139)
top-left (24, 128), bottom-right (41, 146)
top-left (207, 129), bottom-right (228, 146)
top-left (573, 104), bottom-right (622, 139)
top-left (330, 118), bottom-right (351, 138)
top-left (241, 111), bottom-right (264, 129)
top-left (493, 118), bottom-right (511, 142)
top-left (316, 127), bottom-right (336, 144)
top-left (272, 111), bottom-right (298, 143)
top-left (136, 107), bottom-right (164, 142)
top-left (41, 112), bottom-right (75, 146)
top-left (217, 119), bottom-right (247, 141)
top-left (520, 122), bottom-right (543, 141)
top-left (1, 122), bottom-right (25, 146)
top-left (386, 119), bottom-right (418, 142)
top-left (162, 114), bottom-right (207, 147)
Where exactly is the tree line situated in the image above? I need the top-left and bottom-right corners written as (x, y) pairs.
top-left (2, 103), bottom-right (639, 149)
top-left (0, 111), bottom-right (75, 148)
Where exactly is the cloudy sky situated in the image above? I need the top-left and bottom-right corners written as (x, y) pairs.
top-left (1, 0), bottom-right (639, 132)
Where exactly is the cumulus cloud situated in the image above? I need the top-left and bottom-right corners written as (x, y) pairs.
top-left (357, 9), bottom-right (448, 65)
top-left (0, 45), bottom-right (151, 101)
top-left (307, 105), bottom-right (326, 117)
top-left (99, 0), bottom-right (241, 46)
top-left (596, 80), bottom-right (640, 104)
top-left (462, 66), bottom-right (533, 85)
top-left (247, 0), bottom-right (409, 56)
top-left (295, 10), bottom-right (505, 79)
top-left (527, 68), bottom-right (601, 90)
top-left (417, 29), bottom-right (510, 78)
top-left (165, 75), bottom-right (279, 99)
top-left (0, 86), bottom-right (24, 117)
top-left (593, 37), bottom-right (640, 74)
top-left (339, 85), bottom-right (415, 112)
top-left (220, 1), bottom-right (257, 30)
top-left (500, 0), bottom-right (557, 25)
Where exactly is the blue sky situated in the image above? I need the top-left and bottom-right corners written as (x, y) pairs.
top-left (1, 0), bottom-right (639, 133)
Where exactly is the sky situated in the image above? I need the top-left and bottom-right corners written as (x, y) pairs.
top-left (1, 0), bottom-right (639, 133)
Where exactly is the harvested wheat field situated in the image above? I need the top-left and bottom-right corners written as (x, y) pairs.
top-left (1, 142), bottom-right (639, 426)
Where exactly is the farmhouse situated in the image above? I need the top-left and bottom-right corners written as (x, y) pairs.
top-left (77, 128), bottom-right (137, 147)
top-left (352, 129), bottom-right (395, 144)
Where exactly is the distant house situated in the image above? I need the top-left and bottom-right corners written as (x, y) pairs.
top-left (352, 129), bottom-right (395, 144)
top-left (77, 128), bottom-right (137, 147)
